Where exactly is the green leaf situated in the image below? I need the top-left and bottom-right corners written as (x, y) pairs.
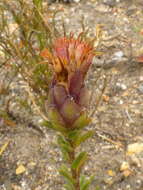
top-left (57, 136), bottom-right (73, 161)
top-left (52, 123), bottom-right (68, 133)
top-left (95, 186), bottom-right (100, 190)
top-left (59, 165), bottom-right (75, 186)
top-left (80, 175), bottom-right (95, 190)
top-left (60, 147), bottom-right (70, 161)
top-left (80, 175), bottom-right (86, 188)
top-left (68, 130), bottom-right (80, 141)
top-left (48, 107), bottom-right (65, 126)
top-left (71, 152), bottom-right (88, 174)
top-left (74, 131), bottom-right (94, 147)
top-left (33, 0), bottom-right (42, 9)
top-left (41, 120), bottom-right (53, 129)
top-left (72, 113), bottom-right (91, 129)
top-left (42, 120), bottom-right (68, 134)
top-left (58, 135), bottom-right (73, 153)
top-left (64, 183), bottom-right (75, 190)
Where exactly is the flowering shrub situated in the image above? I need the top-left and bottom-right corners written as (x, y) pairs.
top-left (0, 1), bottom-right (103, 189)
top-left (41, 34), bottom-right (100, 190)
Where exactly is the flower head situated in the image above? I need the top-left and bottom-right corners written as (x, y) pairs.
top-left (41, 34), bottom-right (95, 88)
top-left (41, 34), bottom-right (97, 128)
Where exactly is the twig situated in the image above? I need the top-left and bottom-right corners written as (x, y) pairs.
top-left (89, 68), bottom-right (102, 106)
top-left (97, 133), bottom-right (124, 148)
top-left (24, 84), bottom-right (49, 121)
top-left (90, 74), bottom-right (109, 117)
top-left (124, 109), bottom-right (134, 123)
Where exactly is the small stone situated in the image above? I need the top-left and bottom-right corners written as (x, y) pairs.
top-left (120, 162), bottom-right (132, 177)
top-left (119, 100), bottom-right (123, 104)
top-left (116, 82), bottom-right (127, 91)
top-left (138, 84), bottom-right (143, 93)
top-left (103, 0), bottom-right (118, 7)
top-left (104, 177), bottom-right (114, 185)
top-left (73, 0), bottom-right (80, 3)
top-left (95, 4), bottom-right (110, 13)
top-left (107, 170), bottom-right (116, 177)
top-left (92, 56), bottom-right (105, 67)
top-left (120, 161), bottom-right (130, 171)
top-left (123, 169), bottom-right (132, 177)
top-left (112, 51), bottom-right (124, 61)
top-left (27, 162), bottom-right (36, 167)
top-left (11, 184), bottom-right (22, 190)
top-left (16, 164), bottom-right (26, 175)
top-left (139, 76), bottom-right (143, 81)
top-left (126, 6), bottom-right (137, 16)
top-left (129, 154), bottom-right (141, 167)
top-left (127, 143), bottom-right (143, 155)
top-left (132, 100), bottom-right (138, 104)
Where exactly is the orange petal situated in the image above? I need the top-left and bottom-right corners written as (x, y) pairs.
top-left (40, 49), bottom-right (52, 59)
top-left (53, 58), bottom-right (62, 73)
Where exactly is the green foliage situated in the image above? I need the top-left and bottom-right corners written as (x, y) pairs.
top-left (68, 129), bottom-right (94, 147)
top-left (72, 113), bottom-right (91, 129)
top-left (41, 120), bottom-right (53, 129)
top-left (71, 152), bottom-right (88, 174)
top-left (64, 183), bottom-right (75, 190)
top-left (42, 120), bottom-right (68, 134)
top-left (80, 175), bottom-right (95, 190)
top-left (68, 130), bottom-right (81, 142)
top-left (0, 0), bottom-right (57, 115)
top-left (58, 135), bottom-right (73, 161)
top-left (74, 131), bottom-right (94, 147)
top-left (33, 0), bottom-right (43, 10)
top-left (59, 165), bottom-right (75, 188)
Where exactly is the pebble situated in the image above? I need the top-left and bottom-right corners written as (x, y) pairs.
top-left (73, 0), bottom-right (80, 3)
top-left (95, 4), bottom-right (110, 12)
top-left (112, 51), bottom-right (124, 61)
top-left (127, 143), bottom-right (143, 155)
top-left (92, 56), bottom-right (105, 67)
top-left (138, 84), bottom-right (143, 93)
top-left (116, 82), bottom-right (127, 91)
top-left (139, 76), bottom-right (143, 81)
top-left (120, 161), bottom-right (130, 171)
top-left (126, 5), bottom-right (137, 16)
top-left (48, 0), bottom-right (80, 3)
top-left (119, 99), bottom-right (123, 104)
top-left (103, 0), bottom-right (119, 7)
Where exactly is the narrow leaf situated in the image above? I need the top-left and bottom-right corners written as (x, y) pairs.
top-left (59, 166), bottom-right (75, 185)
top-left (75, 131), bottom-right (94, 147)
top-left (80, 175), bottom-right (86, 188)
top-left (42, 120), bottom-right (68, 134)
top-left (58, 135), bottom-right (73, 153)
top-left (41, 120), bottom-right (53, 129)
top-left (71, 152), bottom-right (88, 173)
top-left (60, 147), bottom-right (70, 161)
top-left (68, 130), bottom-right (80, 143)
top-left (80, 175), bottom-right (95, 190)
top-left (52, 123), bottom-right (68, 134)
top-left (64, 183), bottom-right (75, 190)
top-left (72, 113), bottom-right (91, 129)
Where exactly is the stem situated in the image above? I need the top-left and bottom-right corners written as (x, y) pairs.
top-left (68, 139), bottom-right (80, 190)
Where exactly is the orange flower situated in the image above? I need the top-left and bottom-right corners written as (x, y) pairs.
top-left (40, 34), bottom-right (95, 87)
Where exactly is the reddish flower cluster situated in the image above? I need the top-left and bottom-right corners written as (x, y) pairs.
top-left (41, 34), bottom-right (96, 128)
